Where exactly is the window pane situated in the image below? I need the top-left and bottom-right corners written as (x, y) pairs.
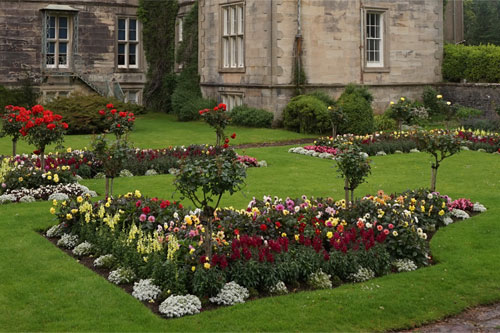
top-left (223, 38), bottom-right (229, 68)
top-left (223, 8), bottom-right (228, 36)
top-left (129, 44), bottom-right (137, 65)
top-left (48, 16), bottom-right (56, 39)
top-left (59, 42), bottom-right (67, 65)
top-left (118, 43), bottom-right (125, 65)
top-left (178, 18), bottom-right (183, 42)
top-left (118, 19), bottom-right (126, 40)
top-left (59, 42), bottom-right (67, 54)
top-left (238, 37), bottom-right (244, 67)
top-left (128, 91), bottom-right (138, 104)
top-left (46, 42), bottom-right (55, 65)
top-left (230, 37), bottom-right (236, 67)
top-left (129, 19), bottom-right (137, 41)
top-left (231, 7), bottom-right (236, 35)
top-left (238, 6), bottom-right (243, 35)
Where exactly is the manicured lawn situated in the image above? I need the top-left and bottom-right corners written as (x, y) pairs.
top-left (0, 140), bottom-right (499, 331)
top-left (0, 113), bottom-right (315, 155)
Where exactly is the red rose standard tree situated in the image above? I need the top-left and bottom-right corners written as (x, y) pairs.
top-left (19, 105), bottom-right (68, 171)
top-left (199, 103), bottom-right (230, 147)
top-left (0, 105), bottom-right (32, 156)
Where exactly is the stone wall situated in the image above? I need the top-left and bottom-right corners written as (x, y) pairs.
top-left (199, 0), bottom-right (444, 119)
top-left (0, 0), bottom-right (145, 103)
top-left (440, 83), bottom-right (500, 117)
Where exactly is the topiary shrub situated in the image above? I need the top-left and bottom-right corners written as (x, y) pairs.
top-left (283, 95), bottom-right (331, 134)
top-left (230, 105), bottom-right (273, 128)
top-left (337, 85), bottom-right (374, 135)
top-left (45, 94), bottom-right (146, 134)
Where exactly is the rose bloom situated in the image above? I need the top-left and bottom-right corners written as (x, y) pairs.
top-left (148, 215), bottom-right (155, 223)
top-left (139, 214), bottom-right (147, 222)
top-left (377, 225), bottom-right (383, 231)
top-left (383, 229), bottom-right (390, 235)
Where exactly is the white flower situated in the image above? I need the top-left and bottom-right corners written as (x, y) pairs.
top-left (393, 259), bottom-right (417, 272)
top-left (93, 254), bottom-right (115, 268)
top-left (349, 267), bottom-right (375, 283)
top-left (72, 241), bottom-right (93, 256)
top-left (307, 269), bottom-right (332, 289)
top-left (269, 281), bottom-right (288, 295)
top-left (427, 193), bottom-right (433, 199)
top-left (46, 224), bottom-right (64, 238)
top-left (132, 279), bottom-right (162, 301)
top-left (451, 209), bottom-right (470, 220)
top-left (108, 267), bottom-right (136, 285)
top-left (57, 233), bottom-right (79, 249)
top-left (209, 281), bottom-right (249, 305)
top-left (159, 294), bottom-right (201, 318)
top-left (473, 202), bottom-right (487, 213)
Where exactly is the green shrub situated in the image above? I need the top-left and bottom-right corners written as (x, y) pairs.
top-left (0, 79), bottom-right (39, 110)
top-left (456, 106), bottom-right (483, 120)
top-left (283, 95), bottom-right (331, 134)
top-left (443, 44), bottom-right (500, 83)
top-left (230, 105), bottom-right (273, 128)
top-left (45, 94), bottom-right (146, 134)
top-left (337, 86), bottom-right (374, 135)
top-left (178, 96), bottom-right (216, 122)
top-left (374, 114), bottom-right (396, 131)
top-left (342, 83), bottom-right (373, 103)
top-left (171, 66), bottom-right (205, 121)
top-left (305, 91), bottom-right (335, 107)
top-left (422, 86), bottom-right (441, 116)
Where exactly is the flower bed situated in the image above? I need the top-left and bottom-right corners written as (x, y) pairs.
top-left (46, 188), bottom-right (485, 318)
top-left (4, 145), bottom-right (262, 180)
top-left (290, 129), bottom-right (500, 159)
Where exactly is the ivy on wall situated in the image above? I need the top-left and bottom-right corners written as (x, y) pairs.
top-left (138, 0), bottom-right (178, 113)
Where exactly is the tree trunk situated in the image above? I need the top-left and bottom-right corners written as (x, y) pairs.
top-left (351, 189), bottom-right (354, 205)
top-left (430, 166), bottom-right (438, 192)
top-left (398, 119), bottom-right (403, 132)
top-left (203, 206), bottom-right (214, 259)
top-left (344, 178), bottom-right (349, 205)
top-left (332, 123), bottom-right (337, 139)
top-left (105, 177), bottom-right (110, 198)
top-left (40, 147), bottom-right (45, 171)
top-left (12, 138), bottom-right (17, 156)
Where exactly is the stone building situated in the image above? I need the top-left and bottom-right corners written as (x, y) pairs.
top-left (0, 0), bottom-right (146, 104)
top-left (197, 0), bottom-right (449, 115)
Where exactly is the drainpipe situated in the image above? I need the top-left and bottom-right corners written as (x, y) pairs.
top-left (295, 0), bottom-right (303, 93)
top-left (359, 0), bottom-right (364, 84)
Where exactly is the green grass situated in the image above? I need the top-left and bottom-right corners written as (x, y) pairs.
top-left (0, 113), bottom-right (315, 155)
top-left (1, 127), bottom-right (500, 331)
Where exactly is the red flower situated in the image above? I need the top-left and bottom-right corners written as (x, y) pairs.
top-left (213, 106), bottom-right (219, 111)
top-left (224, 138), bottom-right (229, 144)
top-left (31, 104), bottom-right (44, 114)
top-left (119, 111), bottom-right (127, 118)
top-left (116, 124), bottom-right (121, 128)
top-left (99, 110), bottom-right (106, 116)
top-left (26, 120), bottom-right (34, 129)
top-left (106, 103), bottom-right (114, 109)
top-left (61, 122), bottom-right (68, 129)
top-left (160, 200), bottom-right (170, 209)
top-left (178, 204), bottom-right (183, 209)
top-left (199, 110), bottom-right (204, 115)
top-left (223, 143), bottom-right (229, 149)
top-left (260, 224), bottom-right (267, 231)
top-left (135, 200), bottom-right (141, 207)
top-left (234, 229), bottom-right (240, 235)
top-left (142, 206), bottom-right (151, 214)
top-left (46, 123), bottom-right (56, 130)
top-left (231, 133), bottom-right (236, 139)
top-left (275, 222), bottom-right (281, 228)
top-left (218, 103), bottom-right (227, 111)
top-left (110, 109), bottom-right (117, 115)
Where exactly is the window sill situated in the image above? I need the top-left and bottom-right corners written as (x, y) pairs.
top-left (219, 67), bottom-right (246, 74)
top-left (115, 67), bottom-right (144, 73)
top-left (363, 67), bottom-right (390, 73)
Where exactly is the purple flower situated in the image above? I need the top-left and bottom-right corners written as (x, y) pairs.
top-left (276, 204), bottom-right (285, 211)
top-left (139, 214), bottom-right (147, 222)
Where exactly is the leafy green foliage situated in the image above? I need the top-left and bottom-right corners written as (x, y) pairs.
top-left (174, 148), bottom-right (246, 210)
top-left (464, 0), bottom-right (500, 46)
top-left (0, 76), bottom-right (39, 110)
top-left (337, 87), bottom-right (374, 135)
top-left (45, 94), bottom-right (144, 134)
top-left (374, 114), bottom-right (396, 131)
top-left (443, 44), bottom-right (500, 83)
top-left (306, 91), bottom-right (335, 107)
top-left (283, 95), bottom-right (331, 134)
top-left (335, 143), bottom-right (371, 202)
top-left (422, 86), bottom-right (441, 116)
top-left (456, 106), bottom-right (483, 120)
top-left (230, 105), bottom-right (274, 128)
top-left (138, 0), bottom-right (178, 112)
top-left (91, 135), bottom-right (131, 179)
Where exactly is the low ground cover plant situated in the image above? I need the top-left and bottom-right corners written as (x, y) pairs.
top-left (46, 186), bottom-right (483, 318)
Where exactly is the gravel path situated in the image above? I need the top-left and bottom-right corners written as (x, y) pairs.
top-left (403, 302), bottom-right (500, 332)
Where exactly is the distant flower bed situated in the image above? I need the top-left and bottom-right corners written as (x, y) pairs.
top-left (290, 129), bottom-right (500, 159)
top-left (3, 145), bottom-right (263, 181)
top-left (46, 188), bottom-right (485, 318)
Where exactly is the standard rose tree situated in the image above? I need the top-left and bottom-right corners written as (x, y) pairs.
top-left (199, 103), bottom-right (230, 147)
top-left (1, 105), bottom-right (32, 156)
top-left (98, 103), bottom-right (135, 139)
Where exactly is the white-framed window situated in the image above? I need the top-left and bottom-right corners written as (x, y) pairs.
top-left (365, 11), bottom-right (384, 68)
top-left (221, 3), bottom-right (244, 69)
top-left (221, 93), bottom-right (243, 112)
top-left (42, 90), bottom-right (70, 103)
top-left (124, 90), bottom-right (140, 104)
top-left (117, 17), bottom-right (139, 69)
top-left (46, 15), bottom-right (71, 68)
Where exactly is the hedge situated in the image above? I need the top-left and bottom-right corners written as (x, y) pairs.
top-left (443, 44), bottom-right (500, 83)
